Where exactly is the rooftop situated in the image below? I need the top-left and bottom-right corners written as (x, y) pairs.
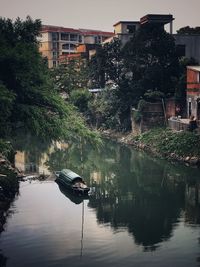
top-left (41, 25), bottom-right (114, 36)
top-left (140, 14), bottom-right (174, 25)
top-left (113, 21), bottom-right (140, 27)
top-left (187, 66), bottom-right (200, 72)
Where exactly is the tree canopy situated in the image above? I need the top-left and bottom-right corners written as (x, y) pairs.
top-left (88, 24), bottom-right (180, 131)
top-left (177, 26), bottom-right (200, 35)
top-left (0, 16), bottom-right (99, 143)
top-left (123, 24), bottom-right (180, 104)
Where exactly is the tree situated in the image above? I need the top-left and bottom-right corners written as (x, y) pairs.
top-left (89, 45), bottom-right (107, 88)
top-left (123, 24), bottom-right (180, 104)
top-left (0, 17), bottom-right (99, 143)
top-left (51, 58), bottom-right (89, 94)
top-left (177, 26), bottom-right (200, 34)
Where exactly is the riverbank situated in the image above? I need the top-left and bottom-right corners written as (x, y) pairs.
top-left (101, 128), bottom-right (200, 167)
top-left (0, 139), bottom-right (20, 232)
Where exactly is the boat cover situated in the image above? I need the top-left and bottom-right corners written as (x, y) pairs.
top-left (60, 169), bottom-right (82, 182)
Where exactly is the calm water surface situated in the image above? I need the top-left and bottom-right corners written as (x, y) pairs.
top-left (0, 137), bottom-right (200, 267)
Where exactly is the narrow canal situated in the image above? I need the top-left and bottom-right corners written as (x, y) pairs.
top-left (0, 136), bottom-right (200, 267)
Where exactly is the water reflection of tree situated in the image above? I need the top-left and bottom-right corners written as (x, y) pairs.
top-left (85, 144), bottom-right (200, 251)
top-left (13, 134), bottom-right (200, 251)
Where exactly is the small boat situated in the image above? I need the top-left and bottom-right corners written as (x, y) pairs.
top-left (55, 169), bottom-right (90, 195)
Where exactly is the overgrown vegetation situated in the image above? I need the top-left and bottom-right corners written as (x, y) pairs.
top-left (136, 128), bottom-right (200, 158)
top-left (0, 16), bottom-right (98, 143)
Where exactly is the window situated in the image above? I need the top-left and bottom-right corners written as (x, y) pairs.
top-left (52, 42), bottom-right (59, 50)
top-left (52, 32), bottom-right (59, 41)
top-left (61, 33), bottom-right (69, 40)
top-left (126, 25), bottom-right (136, 33)
top-left (197, 72), bottom-right (200, 83)
top-left (70, 44), bottom-right (76, 50)
top-left (188, 101), bottom-right (192, 117)
top-left (70, 34), bottom-right (78, 41)
top-left (53, 51), bottom-right (58, 59)
top-left (79, 35), bottom-right (82, 43)
top-left (94, 36), bottom-right (101, 44)
top-left (53, 61), bottom-right (57, 68)
top-left (62, 43), bottom-right (70, 50)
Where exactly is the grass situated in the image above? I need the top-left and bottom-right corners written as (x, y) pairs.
top-left (135, 128), bottom-right (200, 158)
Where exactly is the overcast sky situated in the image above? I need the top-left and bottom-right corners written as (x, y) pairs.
top-left (1, 0), bottom-right (200, 33)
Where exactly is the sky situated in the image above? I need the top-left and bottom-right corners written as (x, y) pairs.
top-left (0, 0), bottom-right (200, 33)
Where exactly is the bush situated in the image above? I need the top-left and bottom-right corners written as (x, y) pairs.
top-left (138, 128), bottom-right (200, 157)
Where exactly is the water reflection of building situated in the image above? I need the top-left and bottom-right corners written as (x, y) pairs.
top-left (14, 141), bottom-right (69, 176)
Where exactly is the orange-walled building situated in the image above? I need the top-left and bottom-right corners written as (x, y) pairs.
top-left (39, 25), bottom-right (114, 68)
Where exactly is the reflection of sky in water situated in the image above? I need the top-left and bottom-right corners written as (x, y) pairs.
top-left (4, 138), bottom-right (200, 266)
top-left (0, 181), bottom-right (199, 267)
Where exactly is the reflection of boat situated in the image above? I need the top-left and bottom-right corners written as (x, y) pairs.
top-left (55, 169), bottom-right (90, 195)
top-left (56, 182), bottom-right (88, 204)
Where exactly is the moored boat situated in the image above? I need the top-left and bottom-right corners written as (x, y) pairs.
top-left (55, 169), bottom-right (90, 195)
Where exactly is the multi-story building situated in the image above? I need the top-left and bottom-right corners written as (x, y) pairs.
top-left (110, 14), bottom-right (200, 64)
top-left (108, 14), bottom-right (174, 46)
top-left (39, 25), bottom-right (114, 68)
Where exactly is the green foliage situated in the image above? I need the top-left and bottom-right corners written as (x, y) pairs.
top-left (89, 45), bottom-right (106, 88)
top-left (70, 89), bottom-right (92, 113)
top-left (0, 82), bottom-right (15, 136)
top-left (0, 139), bottom-right (13, 158)
top-left (144, 90), bottom-right (165, 102)
top-left (177, 26), bottom-right (200, 34)
top-left (89, 38), bottom-right (123, 88)
top-left (133, 110), bottom-right (142, 123)
top-left (0, 17), bottom-right (99, 143)
top-left (51, 59), bottom-right (89, 93)
top-left (88, 89), bottom-right (121, 130)
top-left (137, 99), bottom-right (147, 112)
top-left (123, 24), bottom-right (180, 103)
top-left (138, 128), bottom-right (200, 157)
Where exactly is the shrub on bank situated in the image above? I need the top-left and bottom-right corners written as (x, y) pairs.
top-left (136, 128), bottom-right (200, 158)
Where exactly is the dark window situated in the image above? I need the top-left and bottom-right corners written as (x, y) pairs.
top-left (127, 25), bottom-right (136, 33)
top-left (70, 34), bottom-right (78, 41)
top-left (52, 32), bottom-right (59, 41)
top-left (70, 44), bottom-right (76, 50)
top-left (62, 43), bottom-right (70, 50)
top-left (79, 35), bottom-right (82, 43)
top-left (188, 101), bottom-right (192, 117)
top-left (61, 33), bottom-right (69, 40)
top-left (52, 42), bottom-right (59, 50)
top-left (94, 36), bottom-right (101, 43)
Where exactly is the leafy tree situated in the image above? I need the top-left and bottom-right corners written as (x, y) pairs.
top-left (123, 24), bottom-right (180, 104)
top-left (88, 89), bottom-right (121, 130)
top-left (70, 88), bottom-right (92, 113)
top-left (0, 17), bottom-right (99, 143)
top-left (177, 26), bottom-right (200, 34)
top-left (89, 45), bottom-right (106, 88)
top-left (51, 58), bottom-right (89, 94)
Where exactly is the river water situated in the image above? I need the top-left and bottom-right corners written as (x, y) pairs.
top-left (0, 136), bottom-right (200, 267)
